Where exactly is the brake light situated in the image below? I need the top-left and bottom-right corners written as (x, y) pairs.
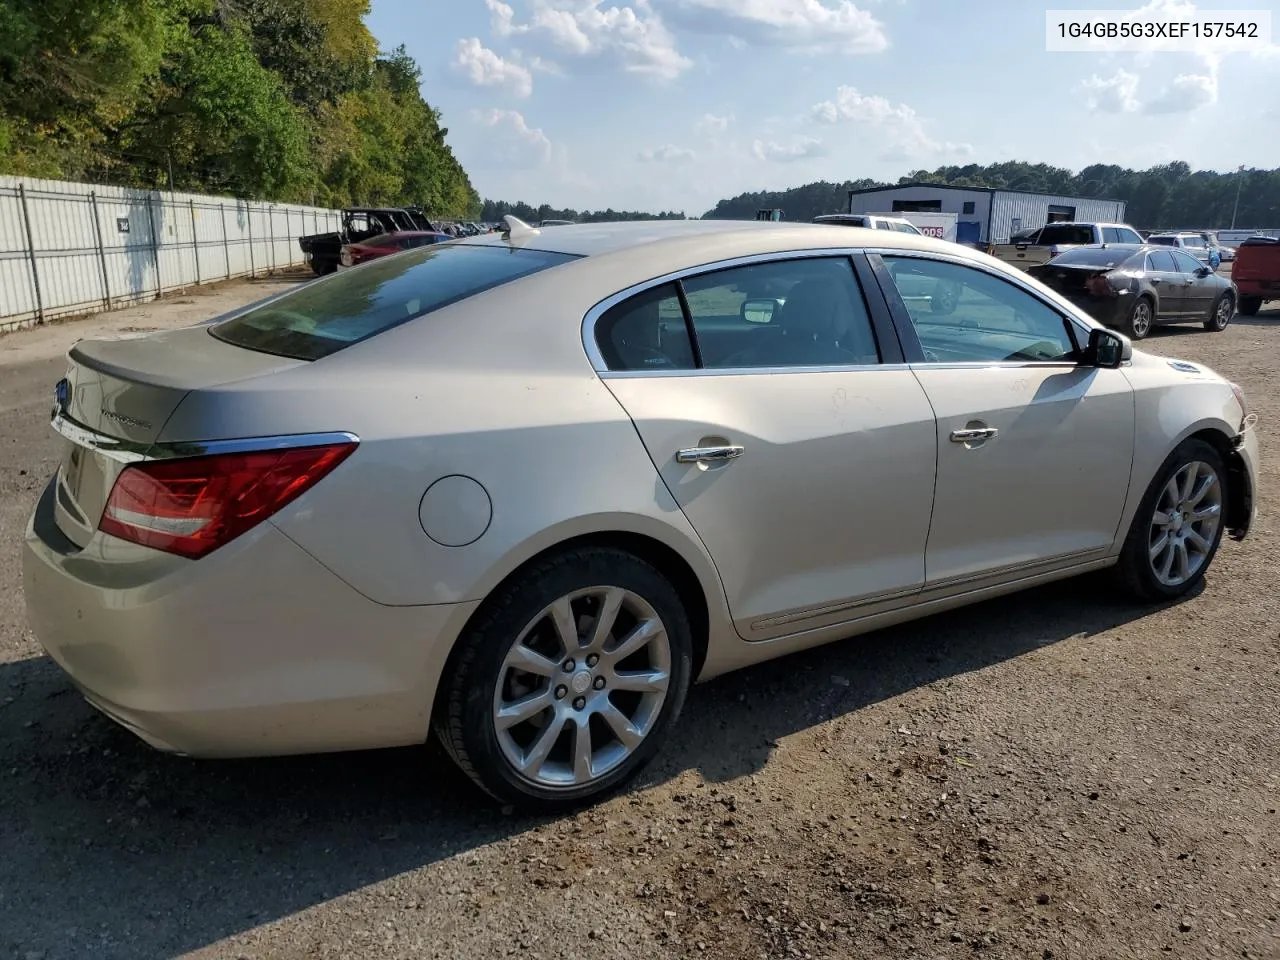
top-left (99, 442), bottom-right (356, 558)
top-left (1086, 274), bottom-right (1117, 297)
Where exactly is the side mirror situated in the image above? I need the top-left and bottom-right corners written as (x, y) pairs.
top-left (1086, 327), bottom-right (1131, 368)
top-left (1195, 265), bottom-right (1212, 278)
top-left (741, 298), bottom-right (778, 323)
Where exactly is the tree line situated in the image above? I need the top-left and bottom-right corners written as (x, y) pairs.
top-left (479, 199), bottom-right (688, 224)
top-left (0, 0), bottom-right (480, 216)
top-left (702, 161), bottom-right (1280, 230)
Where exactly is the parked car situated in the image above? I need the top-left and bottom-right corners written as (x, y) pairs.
top-left (1027, 245), bottom-right (1237, 339)
top-left (339, 230), bottom-right (451, 268)
top-left (299, 208), bottom-right (435, 276)
top-left (25, 219), bottom-right (1257, 809)
top-left (1147, 232), bottom-right (1221, 270)
top-left (811, 213), bottom-right (924, 235)
top-left (988, 221), bottom-right (1144, 271)
top-left (1231, 235), bottom-right (1280, 315)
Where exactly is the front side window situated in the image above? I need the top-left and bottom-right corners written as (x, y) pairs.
top-left (1037, 224), bottom-right (1095, 246)
top-left (212, 244), bottom-right (578, 361)
top-left (881, 256), bottom-right (1078, 364)
top-left (1171, 250), bottom-right (1206, 273)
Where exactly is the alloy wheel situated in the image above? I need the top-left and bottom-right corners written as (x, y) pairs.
top-left (1213, 297), bottom-right (1232, 329)
top-left (1147, 460), bottom-right (1222, 587)
top-left (492, 586), bottom-right (671, 789)
top-left (1131, 301), bottom-right (1152, 338)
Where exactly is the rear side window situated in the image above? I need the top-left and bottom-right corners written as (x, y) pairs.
top-left (594, 283), bottom-right (696, 371)
top-left (1037, 225), bottom-right (1095, 245)
top-left (1147, 251), bottom-right (1178, 271)
top-left (211, 244), bottom-right (577, 360)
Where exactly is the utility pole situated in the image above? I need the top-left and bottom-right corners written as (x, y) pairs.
top-left (1231, 164), bottom-right (1245, 229)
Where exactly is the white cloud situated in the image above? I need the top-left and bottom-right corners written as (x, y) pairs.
top-left (453, 39), bottom-right (534, 98)
top-left (752, 136), bottom-right (825, 162)
top-left (1080, 69), bottom-right (1141, 113)
top-left (694, 112), bottom-right (732, 135)
top-left (808, 85), bottom-right (971, 158)
top-left (472, 109), bottom-right (553, 167)
top-left (638, 144), bottom-right (697, 162)
top-left (489, 0), bottom-right (692, 80)
top-left (1144, 67), bottom-right (1218, 113)
top-left (662, 0), bottom-right (888, 53)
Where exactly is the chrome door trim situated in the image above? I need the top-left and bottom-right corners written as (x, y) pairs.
top-left (748, 584), bottom-right (923, 632)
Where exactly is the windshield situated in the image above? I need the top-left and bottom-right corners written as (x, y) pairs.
top-left (1050, 248), bottom-right (1138, 268)
top-left (210, 244), bottom-right (578, 361)
top-left (1036, 225), bottom-right (1095, 246)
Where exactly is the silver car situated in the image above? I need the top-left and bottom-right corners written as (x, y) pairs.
top-left (23, 218), bottom-right (1259, 809)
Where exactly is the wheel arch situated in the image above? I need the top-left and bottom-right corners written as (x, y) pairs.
top-left (1184, 426), bottom-right (1252, 539)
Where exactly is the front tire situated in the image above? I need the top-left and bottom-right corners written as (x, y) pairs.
top-left (1238, 296), bottom-right (1263, 316)
top-left (1204, 292), bottom-right (1234, 331)
top-left (434, 547), bottom-right (694, 810)
top-left (1113, 439), bottom-right (1228, 602)
top-left (1124, 296), bottom-right (1155, 339)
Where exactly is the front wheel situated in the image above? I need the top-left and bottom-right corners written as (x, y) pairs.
top-left (434, 547), bottom-right (694, 810)
top-left (1113, 438), bottom-right (1228, 602)
top-left (1203, 292), bottom-right (1234, 332)
top-left (1238, 296), bottom-right (1263, 316)
top-left (1124, 296), bottom-right (1154, 339)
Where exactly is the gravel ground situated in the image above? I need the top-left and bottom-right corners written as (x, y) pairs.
top-left (1, 280), bottom-right (1279, 960)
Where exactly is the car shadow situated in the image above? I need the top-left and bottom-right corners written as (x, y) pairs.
top-left (0, 575), bottom-right (1182, 959)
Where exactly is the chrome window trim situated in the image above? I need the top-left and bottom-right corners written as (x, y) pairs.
top-left (582, 247), bottom-right (884, 377)
top-left (51, 409), bottom-right (359, 464)
top-left (868, 246), bottom-right (1097, 354)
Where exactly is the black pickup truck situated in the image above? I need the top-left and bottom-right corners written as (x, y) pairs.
top-left (299, 207), bottom-right (436, 275)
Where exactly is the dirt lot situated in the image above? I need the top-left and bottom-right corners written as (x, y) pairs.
top-left (1, 280), bottom-right (1279, 960)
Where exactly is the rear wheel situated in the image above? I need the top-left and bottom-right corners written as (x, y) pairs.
top-left (1113, 438), bottom-right (1227, 602)
top-left (1203, 292), bottom-right (1234, 331)
top-left (1238, 296), bottom-right (1263, 316)
top-left (434, 547), bottom-right (693, 810)
top-left (1124, 296), bottom-right (1154, 339)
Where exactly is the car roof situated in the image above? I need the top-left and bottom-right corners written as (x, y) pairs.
top-left (452, 218), bottom-right (955, 260)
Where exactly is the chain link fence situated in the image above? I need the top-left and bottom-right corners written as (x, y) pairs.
top-left (0, 176), bottom-right (342, 333)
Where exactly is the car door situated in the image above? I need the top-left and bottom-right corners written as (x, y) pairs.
top-left (1170, 249), bottom-right (1217, 318)
top-left (872, 252), bottom-right (1136, 590)
top-left (590, 254), bottom-right (938, 641)
top-left (1145, 249), bottom-right (1187, 318)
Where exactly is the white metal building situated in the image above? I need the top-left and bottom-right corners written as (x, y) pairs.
top-left (846, 183), bottom-right (1127, 245)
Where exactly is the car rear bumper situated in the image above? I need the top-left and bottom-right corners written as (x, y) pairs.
top-left (1233, 280), bottom-right (1279, 298)
top-left (1061, 294), bottom-right (1127, 328)
top-left (22, 477), bottom-right (478, 758)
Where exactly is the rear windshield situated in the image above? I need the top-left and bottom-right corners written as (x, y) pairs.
top-left (210, 244), bottom-right (577, 360)
top-left (1147, 236), bottom-right (1176, 246)
top-left (814, 216), bottom-right (868, 227)
top-left (1036, 225), bottom-right (1095, 245)
top-left (1048, 247), bottom-right (1138, 268)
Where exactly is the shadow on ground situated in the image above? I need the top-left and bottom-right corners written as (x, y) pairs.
top-left (0, 576), bottom-right (1180, 958)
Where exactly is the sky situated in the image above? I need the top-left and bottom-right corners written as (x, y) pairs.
top-left (364, 0), bottom-right (1280, 215)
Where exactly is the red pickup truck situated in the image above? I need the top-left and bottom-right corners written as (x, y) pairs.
top-left (1231, 236), bottom-right (1280, 315)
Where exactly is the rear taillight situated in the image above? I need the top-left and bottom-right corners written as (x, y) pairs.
top-left (1086, 274), bottom-right (1117, 297)
top-left (99, 442), bottom-right (356, 558)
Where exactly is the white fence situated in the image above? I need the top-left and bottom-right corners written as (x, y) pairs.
top-left (0, 176), bottom-right (342, 333)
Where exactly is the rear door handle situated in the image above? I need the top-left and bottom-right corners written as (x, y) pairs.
top-left (950, 427), bottom-right (998, 443)
top-left (676, 445), bottom-right (745, 464)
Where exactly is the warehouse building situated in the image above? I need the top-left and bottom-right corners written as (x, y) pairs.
top-left (846, 183), bottom-right (1127, 246)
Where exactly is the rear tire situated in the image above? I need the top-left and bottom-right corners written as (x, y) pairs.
top-left (1124, 296), bottom-right (1154, 339)
top-left (1113, 438), bottom-right (1228, 603)
top-left (433, 546), bottom-right (694, 810)
top-left (1203, 292), bottom-right (1234, 332)
top-left (1238, 296), bottom-right (1263, 316)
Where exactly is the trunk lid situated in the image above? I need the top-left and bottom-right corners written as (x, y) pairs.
top-left (53, 325), bottom-right (303, 547)
top-left (1027, 262), bottom-right (1111, 296)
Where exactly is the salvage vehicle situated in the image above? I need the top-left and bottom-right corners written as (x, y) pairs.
top-left (298, 208), bottom-right (435, 276)
top-left (1147, 232), bottom-right (1221, 270)
top-left (339, 230), bottom-right (451, 268)
top-left (988, 221), bottom-right (1145, 271)
top-left (1231, 235), bottom-right (1280, 315)
top-left (25, 218), bottom-right (1257, 809)
top-left (1027, 245), bottom-right (1237, 339)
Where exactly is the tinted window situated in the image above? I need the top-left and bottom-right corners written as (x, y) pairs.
top-left (683, 257), bottom-right (880, 369)
top-left (595, 283), bottom-right (695, 371)
top-left (211, 244), bottom-right (577, 361)
top-left (1171, 250), bottom-right (1206, 273)
top-left (1046, 247), bottom-right (1138, 268)
top-left (1102, 227), bottom-right (1124, 243)
top-left (1148, 236), bottom-right (1175, 246)
top-left (1116, 228), bottom-right (1143, 244)
top-left (881, 256), bottom-right (1078, 363)
top-left (1183, 236), bottom-right (1206, 248)
top-left (875, 221), bottom-right (894, 230)
top-left (1147, 250), bottom-right (1178, 271)
top-left (1037, 224), bottom-right (1095, 245)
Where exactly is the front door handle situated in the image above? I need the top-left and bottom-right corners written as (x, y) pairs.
top-left (676, 445), bottom-right (745, 464)
top-left (950, 427), bottom-right (998, 443)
